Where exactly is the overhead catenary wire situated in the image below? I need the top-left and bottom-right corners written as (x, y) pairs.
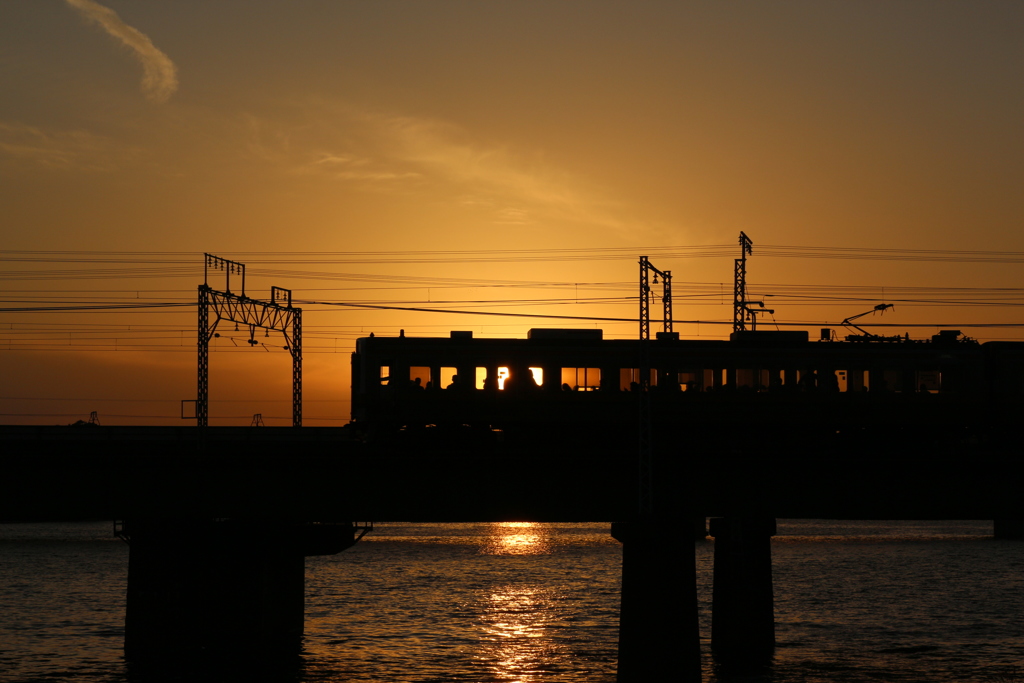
top-left (302, 299), bottom-right (1024, 329)
top-left (4, 246), bottom-right (1024, 353)
top-left (7, 243), bottom-right (1024, 265)
top-left (0, 245), bottom-right (787, 266)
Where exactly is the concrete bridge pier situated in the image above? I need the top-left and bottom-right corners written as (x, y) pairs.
top-left (708, 516), bottom-right (776, 668)
top-left (612, 519), bottom-right (701, 683)
top-left (121, 518), bottom-right (363, 666)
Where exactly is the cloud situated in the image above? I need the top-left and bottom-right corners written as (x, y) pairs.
top-left (308, 152), bottom-right (421, 182)
top-left (65, 0), bottom-right (178, 104)
top-left (368, 112), bottom-right (642, 234)
top-left (0, 121), bottom-right (136, 171)
top-left (250, 102), bottom-right (642, 234)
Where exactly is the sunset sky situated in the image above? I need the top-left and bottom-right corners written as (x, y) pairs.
top-left (2, 1), bottom-right (1023, 425)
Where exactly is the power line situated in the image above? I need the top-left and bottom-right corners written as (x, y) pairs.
top-left (305, 300), bottom-right (1024, 329)
top-left (6, 243), bottom-right (1024, 264)
top-left (0, 303), bottom-right (192, 312)
top-left (0, 397), bottom-right (344, 402)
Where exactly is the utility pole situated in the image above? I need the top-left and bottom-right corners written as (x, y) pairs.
top-left (637, 256), bottom-right (673, 517)
top-left (733, 232), bottom-right (772, 333)
top-left (615, 255), bottom-right (699, 683)
top-left (196, 254), bottom-right (302, 427)
top-left (639, 256), bottom-right (673, 342)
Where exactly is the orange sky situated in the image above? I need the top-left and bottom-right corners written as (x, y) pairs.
top-left (2, 1), bottom-right (1023, 425)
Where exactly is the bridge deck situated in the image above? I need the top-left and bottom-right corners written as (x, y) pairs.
top-left (2, 425), bottom-right (1019, 522)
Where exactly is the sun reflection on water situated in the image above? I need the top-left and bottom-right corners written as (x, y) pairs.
top-left (480, 522), bottom-right (554, 556)
top-left (473, 523), bottom-right (566, 681)
top-left (477, 584), bottom-right (561, 682)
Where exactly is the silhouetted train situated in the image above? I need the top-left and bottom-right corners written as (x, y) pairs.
top-left (350, 328), bottom-right (1024, 441)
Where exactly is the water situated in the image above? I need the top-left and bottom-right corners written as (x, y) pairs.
top-left (0, 520), bottom-right (1021, 682)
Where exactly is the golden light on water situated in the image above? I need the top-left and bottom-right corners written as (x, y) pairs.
top-left (475, 524), bottom-right (562, 680)
top-left (478, 584), bottom-right (559, 682)
top-left (481, 522), bottom-right (553, 556)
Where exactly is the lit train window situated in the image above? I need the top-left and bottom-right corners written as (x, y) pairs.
top-left (440, 367), bottom-right (457, 389)
top-left (677, 371), bottom-right (700, 391)
top-left (619, 368), bottom-right (656, 390)
top-left (380, 366), bottom-right (390, 385)
top-left (841, 369), bottom-right (868, 392)
top-left (562, 367), bottom-right (600, 391)
top-left (410, 366), bottom-right (430, 389)
top-left (836, 370), bottom-right (848, 392)
top-left (490, 367), bottom-right (543, 390)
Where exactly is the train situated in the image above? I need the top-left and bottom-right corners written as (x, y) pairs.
top-left (349, 327), bottom-right (1024, 443)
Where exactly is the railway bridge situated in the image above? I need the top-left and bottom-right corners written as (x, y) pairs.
top-left (2, 418), bottom-right (1021, 681)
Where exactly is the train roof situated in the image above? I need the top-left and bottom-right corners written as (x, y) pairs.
top-left (353, 329), bottom-right (1005, 356)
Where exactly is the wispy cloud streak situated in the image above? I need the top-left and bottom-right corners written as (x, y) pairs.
top-left (0, 121), bottom-right (134, 171)
top-left (65, 0), bottom-right (178, 104)
top-left (251, 103), bottom-right (639, 233)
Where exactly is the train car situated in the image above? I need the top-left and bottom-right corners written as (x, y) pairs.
top-left (349, 328), bottom-right (1021, 447)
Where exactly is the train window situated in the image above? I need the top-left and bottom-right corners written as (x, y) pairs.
top-left (677, 371), bottom-right (700, 391)
top-left (841, 370), bottom-right (868, 392)
top-left (562, 367), bottom-right (600, 391)
top-left (476, 367), bottom-right (488, 390)
top-left (380, 366), bottom-right (390, 386)
top-left (620, 368), bottom-right (656, 390)
top-left (835, 370), bottom-right (848, 392)
top-left (917, 370), bottom-right (940, 393)
top-left (494, 367), bottom-right (544, 390)
top-left (410, 366), bottom-right (430, 389)
top-left (439, 367), bottom-right (457, 389)
top-left (883, 370), bottom-right (903, 393)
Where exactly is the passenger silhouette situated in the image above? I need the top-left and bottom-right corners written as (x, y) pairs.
top-left (503, 366), bottom-right (538, 394)
top-left (447, 374), bottom-right (471, 392)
